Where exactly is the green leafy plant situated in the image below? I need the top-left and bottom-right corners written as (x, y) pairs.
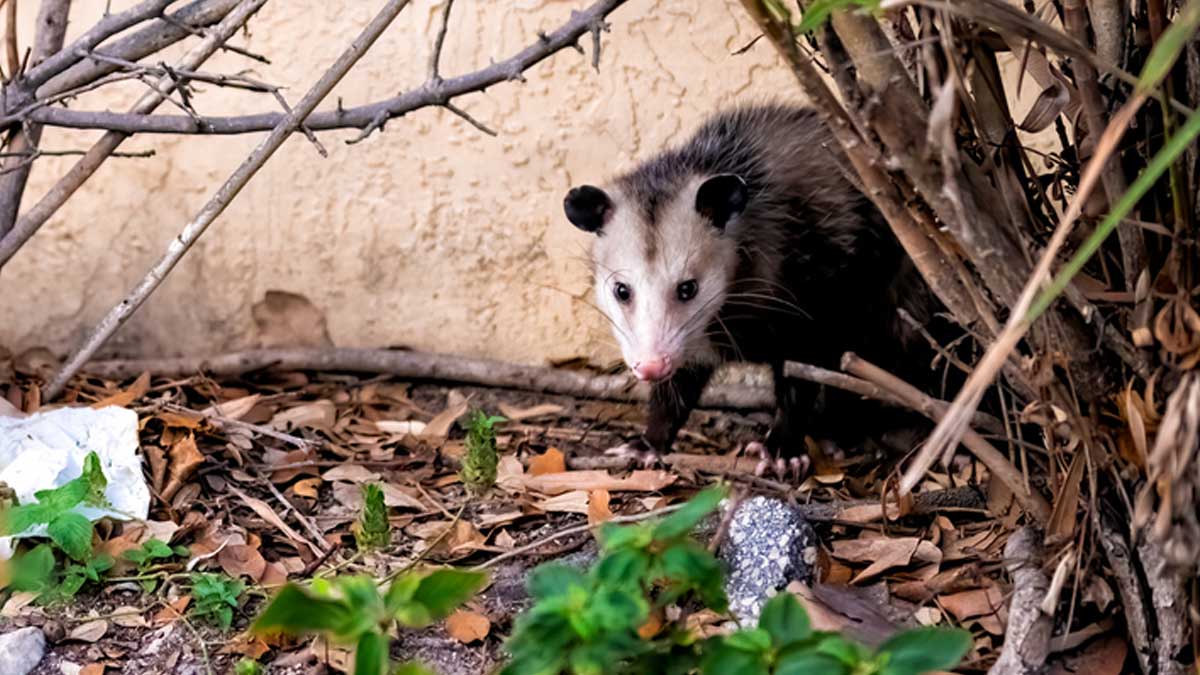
top-left (459, 411), bottom-right (505, 494)
top-left (502, 486), bottom-right (727, 675)
top-left (793, 0), bottom-right (881, 33)
top-left (353, 483), bottom-right (391, 551)
top-left (502, 487), bottom-right (972, 675)
top-left (2, 451), bottom-right (109, 562)
top-left (701, 593), bottom-right (971, 675)
top-left (3, 453), bottom-right (116, 604)
top-left (252, 568), bottom-right (487, 675)
top-left (235, 658), bottom-right (264, 675)
top-left (123, 538), bottom-right (190, 591)
top-left (189, 572), bottom-right (246, 629)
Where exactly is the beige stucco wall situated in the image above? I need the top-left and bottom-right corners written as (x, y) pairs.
top-left (0, 0), bottom-right (797, 366)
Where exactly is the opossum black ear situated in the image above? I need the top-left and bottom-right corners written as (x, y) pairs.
top-left (564, 185), bottom-right (612, 234)
top-left (695, 174), bottom-right (748, 230)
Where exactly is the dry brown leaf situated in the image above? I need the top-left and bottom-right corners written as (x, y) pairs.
top-left (529, 448), bottom-right (567, 476)
top-left (153, 596), bottom-right (191, 626)
top-left (162, 434), bottom-right (205, 502)
top-left (445, 610), bottom-right (491, 643)
top-left (374, 419), bottom-right (426, 435)
top-left (322, 464), bottom-right (380, 483)
top-left (80, 664), bottom-right (106, 675)
top-left (588, 489), bottom-right (613, 526)
top-left (293, 477), bottom-right (322, 498)
top-left (271, 399), bottom-right (336, 430)
top-left (497, 402), bottom-right (564, 421)
top-left (421, 400), bottom-right (469, 440)
top-left (832, 537), bottom-right (921, 584)
top-left (201, 394), bottom-right (261, 421)
top-left (230, 486), bottom-right (318, 555)
top-left (1048, 451), bottom-right (1086, 539)
top-left (637, 607), bottom-right (665, 639)
top-left (219, 544), bottom-right (268, 582)
top-left (252, 290), bottom-right (333, 348)
top-left (1049, 633), bottom-right (1127, 675)
top-left (525, 469), bottom-right (676, 495)
top-left (68, 619), bottom-right (110, 643)
top-left (1, 592), bottom-right (37, 617)
top-left (939, 585), bottom-right (1005, 621)
top-left (536, 490), bottom-right (590, 514)
top-left (496, 455), bottom-right (526, 491)
top-left (92, 371), bottom-right (150, 409)
top-left (111, 607), bottom-right (149, 628)
top-left (380, 483), bottom-right (426, 510)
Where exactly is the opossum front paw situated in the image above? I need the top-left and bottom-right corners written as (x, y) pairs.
top-left (745, 441), bottom-right (810, 482)
top-left (604, 439), bottom-right (662, 469)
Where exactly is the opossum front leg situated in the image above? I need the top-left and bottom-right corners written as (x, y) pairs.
top-left (748, 362), bottom-right (815, 480)
top-left (610, 365), bottom-right (714, 467)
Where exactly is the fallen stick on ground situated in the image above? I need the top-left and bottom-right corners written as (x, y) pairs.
top-left (82, 347), bottom-right (775, 410)
top-left (783, 359), bottom-right (1005, 435)
top-left (840, 352), bottom-right (1052, 522)
top-left (988, 528), bottom-right (1051, 675)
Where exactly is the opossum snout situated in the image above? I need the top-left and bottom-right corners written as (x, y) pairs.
top-left (632, 355), bottom-right (673, 382)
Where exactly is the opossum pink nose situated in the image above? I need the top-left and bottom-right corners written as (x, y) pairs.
top-left (633, 357), bottom-right (672, 382)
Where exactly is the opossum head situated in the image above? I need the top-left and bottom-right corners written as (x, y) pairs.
top-left (564, 174), bottom-right (748, 382)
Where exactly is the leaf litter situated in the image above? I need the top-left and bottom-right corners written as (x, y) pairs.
top-left (0, 351), bottom-right (1130, 674)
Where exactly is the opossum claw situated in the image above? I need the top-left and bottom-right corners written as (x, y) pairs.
top-left (605, 441), bottom-right (661, 469)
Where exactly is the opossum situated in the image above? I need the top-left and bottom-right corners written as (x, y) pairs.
top-left (563, 103), bottom-right (938, 472)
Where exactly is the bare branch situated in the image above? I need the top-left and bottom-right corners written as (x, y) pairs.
top-left (0, 0), bottom-right (70, 237)
top-left (18, 0), bottom-right (628, 136)
top-left (43, 0), bottom-right (418, 400)
top-left (987, 528), bottom-right (1051, 675)
top-left (443, 101), bottom-right (496, 136)
top-left (21, 0), bottom-right (178, 90)
top-left (39, 0), bottom-right (242, 99)
top-left (0, 0), bottom-right (269, 269)
top-left (427, 0), bottom-right (453, 81)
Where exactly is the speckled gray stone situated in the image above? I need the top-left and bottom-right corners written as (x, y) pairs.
top-left (0, 627), bottom-right (45, 675)
top-left (720, 496), bottom-right (818, 623)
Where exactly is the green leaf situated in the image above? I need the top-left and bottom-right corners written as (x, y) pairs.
top-left (723, 628), bottom-right (773, 654)
top-left (406, 569), bottom-right (487, 625)
top-left (353, 631), bottom-right (389, 675)
top-left (527, 563), bottom-right (587, 601)
top-left (188, 573), bottom-right (245, 630)
top-left (775, 651), bottom-right (851, 675)
top-left (383, 573), bottom-right (421, 614)
top-left (877, 627), bottom-right (972, 675)
top-left (658, 542), bottom-right (726, 611)
top-left (586, 585), bottom-right (648, 630)
top-left (758, 593), bottom-right (811, 647)
top-left (252, 583), bottom-right (357, 637)
top-left (123, 548), bottom-right (150, 565)
top-left (797, 0), bottom-right (881, 34)
top-left (598, 521), bottom-right (653, 552)
top-left (1136, 0), bottom-right (1200, 94)
top-left (816, 634), bottom-right (867, 666)
top-left (700, 640), bottom-right (770, 675)
top-left (354, 483), bottom-right (391, 551)
top-left (10, 544), bottom-right (57, 593)
top-left (234, 659), bottom-right (264, 675)
top-left (460, 411), bottom-right (503, 494)
top-left (80, 452), bottom-right (109, 506)
top-left (46, 512), bottom-right (93, 562)
top-left (652, 486), bottom-right (726, 541)
top-left (593, 549), bottom-right (650, 590)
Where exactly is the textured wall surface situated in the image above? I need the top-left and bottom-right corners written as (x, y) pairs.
top-left (0, 0), bottom-right (796, 366)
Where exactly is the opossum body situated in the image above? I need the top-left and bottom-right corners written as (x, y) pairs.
top-left (564, 103), bottom-right (936, 460)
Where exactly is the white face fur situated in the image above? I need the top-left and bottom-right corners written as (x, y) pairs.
top-left (569, 176), bottom-right (745, 382)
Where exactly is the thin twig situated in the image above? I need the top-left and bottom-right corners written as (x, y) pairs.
top-left (841, 352), bottom-right (1051, 521)
top-left (474, 503), bottom-right (684, 570)
top-left (427, 0), bottom-right (454, 81)
top-left (42, 0), bottom-right (417, 400)
top-left (17, 0), bottom-right (629, 136)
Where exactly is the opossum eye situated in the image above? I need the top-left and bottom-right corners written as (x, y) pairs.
top-left (676, 280), bottom-right (698, 302)
top-left (613, 282), bottom-right (632, 304)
